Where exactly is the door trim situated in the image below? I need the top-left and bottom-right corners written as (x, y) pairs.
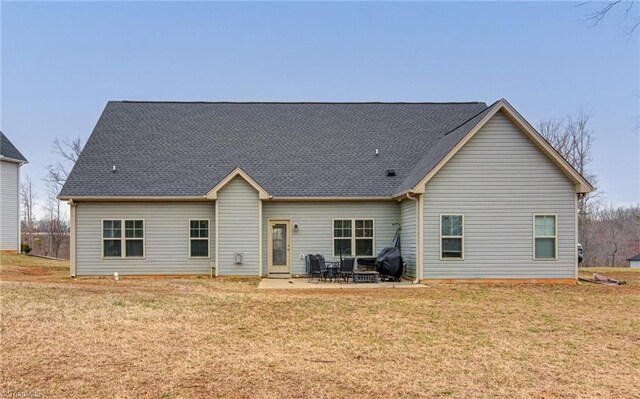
top-left (267, 219), bottom-right (292, 276)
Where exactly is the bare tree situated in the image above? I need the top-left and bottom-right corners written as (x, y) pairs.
top-left (580, 0), bottom-right (640, 34)
top-left (538, 110), bottom-right (599, 245)
top-left (40, 137), bottom-right (83, 258)
top-left (42, 175), bottom-right (68, 258)
top-left (20, 175), bottom-right (37, 248)
top-left (45, 137), bottom-right (84, 190)
top-left (579, 201), bottom-right (640, 266)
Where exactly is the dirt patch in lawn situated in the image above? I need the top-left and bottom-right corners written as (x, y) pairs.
top-left (1, 254), bottom-right (639, 398)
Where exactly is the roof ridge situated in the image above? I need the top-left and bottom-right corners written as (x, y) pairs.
top-left (442, 100), bottom-right (499, 137)
top-left (115, 100), bottom-right (487, 105)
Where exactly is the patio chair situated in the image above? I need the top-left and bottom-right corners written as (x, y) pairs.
top-left (307, 255), bottom-right (326, 283)
top-left (305, 254), bottom-right (312, 276)
top-left (339, 257), bottom-right (355, 283)
top-left (316, 254), bottom-right (333, 282)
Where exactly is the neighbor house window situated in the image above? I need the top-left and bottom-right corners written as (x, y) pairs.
top-left (534, 215), bottom-right (557, 260)
top-left (440, 215), bottom-right (463, 259)
top-left (333, 219), bottom-right (374, 257)
top-left (102, 219), bottom-right (144, 258)
top-left (189, 219), bottom-right (209, 258)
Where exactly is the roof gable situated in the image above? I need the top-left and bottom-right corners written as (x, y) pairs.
top-left (205, 168), bottom-right (270, 200)
top-left (401, 99), bottom-right (594, 195)
top-left (0, 131), bottom-right (28, 163)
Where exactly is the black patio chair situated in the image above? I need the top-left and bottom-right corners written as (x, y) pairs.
top-left (339, 257), bottom-right (355, 283)
top-left (307, 255), bottom-right (326, 283)
top-left (305, 254), bottom-right (312, 276)
top-left (316, 254), bottom-right (334, 282)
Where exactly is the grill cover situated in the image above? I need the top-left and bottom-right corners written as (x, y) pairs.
top-left (376, 247), bottom-right (404, 280)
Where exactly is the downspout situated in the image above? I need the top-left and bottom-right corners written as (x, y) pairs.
top-left (68, 199), bottom-right (77, 277)
top-left (406, 193), bottom-right (421, 284)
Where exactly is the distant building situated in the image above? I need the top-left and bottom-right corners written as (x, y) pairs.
top-left (0, 131), bottom-right (28, 251)
top-left (628, 254), bottom-right (640, 269)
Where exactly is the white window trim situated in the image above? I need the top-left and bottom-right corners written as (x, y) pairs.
top-left (439, 214), bottom-right (464, 261)
top-left (188, 218), bottom-right (211, 259)
top-left (533, 214), bottom-right (558, 261)
top-left (331, 218), bottom-right (375, 258)
top-left (101, 219), bottom-right (146, 260)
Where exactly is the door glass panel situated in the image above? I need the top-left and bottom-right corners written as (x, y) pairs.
top-left (272, 224), bottom-right (287, 266)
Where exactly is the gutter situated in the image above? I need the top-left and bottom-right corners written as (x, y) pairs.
top-left (0, 155), bottom-right (29, 165)
top-left (405, 192), bottom-right (421, 284)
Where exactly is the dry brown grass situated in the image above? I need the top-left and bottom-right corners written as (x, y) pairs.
top-left (1, 253), bottom-right (639, 399)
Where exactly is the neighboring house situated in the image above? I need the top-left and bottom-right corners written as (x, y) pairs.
top-left (1, 132), bottom-right (28, 251)
top-left (59, 99), bottom-right (593, 282)
top-left (628, 255), bottom-right (640, 269)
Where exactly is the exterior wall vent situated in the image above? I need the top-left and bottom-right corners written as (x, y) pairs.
top-left (234, 253), bottom-right (244, 264)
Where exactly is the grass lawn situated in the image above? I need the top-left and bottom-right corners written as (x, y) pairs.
top-left (1, 253), bottom-right (639, 398)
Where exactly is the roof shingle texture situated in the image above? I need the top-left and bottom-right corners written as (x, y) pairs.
top-left (60, 102), bottom-right (489, 198)
top-left (0, 131), bottom-right (28, 162)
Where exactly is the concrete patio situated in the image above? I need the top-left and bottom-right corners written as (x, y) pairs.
top-left (258, 278), bottom-right (427, 289)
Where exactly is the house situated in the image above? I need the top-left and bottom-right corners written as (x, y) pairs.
top-left (58, 99), bottom-right (593, 282)
top-left (628, 255), bottom-right (640, 269)
top-left (1, 132), bottom-right (28, 251)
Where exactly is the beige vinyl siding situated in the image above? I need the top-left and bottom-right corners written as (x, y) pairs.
top-left (0, 161), bottom-right (19, 251)
top-left (262, 201), bottom-right (400, 276)
top-left (400, 199), bottom-right (417, 278)
top-left (422, 112), bottom-right (577, 279)
top-left (75, 202), bottom-right (215, 275)
top-left (216, 177), bottom-right (260, 276)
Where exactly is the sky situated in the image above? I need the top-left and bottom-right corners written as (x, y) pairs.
top-left (1, 1), bottom-right (638, 216)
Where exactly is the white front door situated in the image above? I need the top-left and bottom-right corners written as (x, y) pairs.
top-left (267, 220), bottom-right (291, 276)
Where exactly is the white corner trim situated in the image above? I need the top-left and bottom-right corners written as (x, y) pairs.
top-left (69, 201), bottom-right (77, 277)
top-left (258, 200), bottom-right (263, 277)
top-left (215, 202), bottom-right (219, 277)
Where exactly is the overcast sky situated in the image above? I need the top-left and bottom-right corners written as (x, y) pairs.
top-left (2, 1), bottom-right (638, 216)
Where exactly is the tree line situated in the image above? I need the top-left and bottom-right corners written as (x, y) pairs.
top-left (538, 111), bottom-right (640, 266)
top-left (20, 138), bottom-right (82, 258)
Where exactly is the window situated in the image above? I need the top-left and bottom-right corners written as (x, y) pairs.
top-left (102, 219), bottom-right (144, 258)
top-left (441, 215), bottom-right (463, 259)
top-left (333, 219), bottom-right (374, 257)
top-left (103, 220), bottom-right (122, 257)
top-left (125, 220), bottom-right (144, 258)
top-left (534, 215), bottom-right (557, 260)
top-left (189, 219), bottom-right (209, 258)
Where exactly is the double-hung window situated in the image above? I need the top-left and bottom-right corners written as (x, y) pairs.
top-left (102, 219), bottom-right (144, 258)
top-left (333, 219), bottom-right (374, 257)
top-left (125, 220), bottom-right (144, 257)
top-left (440, 215), bottom-right (464, 259)
top-left (189, 219), bottom-right (210, 258)
top-left (102, 220), bottom-right (122, 257)
top-left (534, 215), bottom-right (557, 260)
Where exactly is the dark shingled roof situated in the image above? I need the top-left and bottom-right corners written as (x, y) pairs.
top-left (59, 101), bottom-right (491, 198)
top-left (628, 254), bottom-right (640, 262)
top-left (0, 131), bottom-right (28, 162)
